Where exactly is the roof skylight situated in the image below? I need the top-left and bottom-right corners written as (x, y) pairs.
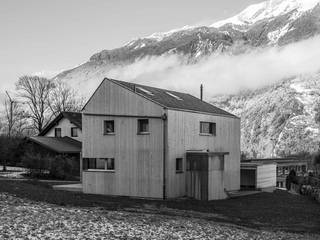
top-left (166, 91), bottom-right (183, 101)
top-left (136, 87), bottom-right (154, 96)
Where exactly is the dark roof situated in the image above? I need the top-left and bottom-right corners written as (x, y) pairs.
top-left (39, 112), bottom-right (82, 136)
top-left (242, 158), bottom-right (308, 164)
top-left (107, 78), bottom-right (237, 118)
top-left (28, 136), bottom-right (81, 154)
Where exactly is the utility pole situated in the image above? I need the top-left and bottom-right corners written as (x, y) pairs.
top-left (3, 91), bottom-right (14, 172)
top-left (6, 91), bottom-right (13, 138)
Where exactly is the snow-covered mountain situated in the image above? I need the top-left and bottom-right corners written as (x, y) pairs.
top-left (53, 0), bottom-right (320, 157)
top-left (212, 0), bottom-right (320, 28)
top-left (212, 74), bottom-right (320, 158)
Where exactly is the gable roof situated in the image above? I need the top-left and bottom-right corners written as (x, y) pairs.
top-left (39, 111), bottom-right (82, 136)
top-left (28, 136), bottom-right (81, 154)
top-left (107, 78), bottom-right (237, 118)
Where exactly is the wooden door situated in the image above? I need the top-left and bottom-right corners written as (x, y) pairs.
top-left (186, 153), bottom-right (208, 200)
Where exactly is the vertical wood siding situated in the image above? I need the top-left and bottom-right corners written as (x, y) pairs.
top-left (82, 80), bottom-right (165, 198)
top-left (166, 110), bottom-right (240, 198)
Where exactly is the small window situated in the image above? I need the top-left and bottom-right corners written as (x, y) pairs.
top-left (200, 122), bottom-right (216, 135)
top-left (176, 158), bottom-right (183, 173)
top-left (95, 158), bottom-right (115, 171)
top-left (71, 127), bottom-right (78, 137)
top-left (136, 87), bottom-right (153, 96)
top-left (138, 119), bottom-right (149, 134)
top-left (104, 120), bottom-right (115, 135)
top-left (54, 128), bottom-right (61, 137)
top-left (166, 92), bottom-right (183, 100)
top-left (106, 158), bottom-right (115, 170)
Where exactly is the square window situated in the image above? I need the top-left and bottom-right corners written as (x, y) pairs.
top-left (106, 158), bottom-right (115, 170)
top-left (71, 127), bottom-right (78, 137)
top-left (138, 119), bottom-right (149, 134)
top-left (96, 158), bottom-right (106, 169)
top-left (83, 158), bottom-right (96, 170)
top-left (104, 120), bottom-right (115, 134)
top-left (176, 158), bottom-right (183, 173)
top-left (95, 158), bottom-right (115, 171)
top-left (55, 128), bottom-right (61, 137)
top-left (200, 122), bottom-right (216, 135)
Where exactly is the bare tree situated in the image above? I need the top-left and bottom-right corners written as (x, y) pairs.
top-left (48, 80), bottom-right (84, 116)
top-left (16, 76), bottom-right (55, 133)
top-left (3, 93), bottom-right (32, 137)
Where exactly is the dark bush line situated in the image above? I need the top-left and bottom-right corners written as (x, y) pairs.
top-left (22, 151), bottom-right (79, 180)
top-left (0, 136), bottom-right (25, 168)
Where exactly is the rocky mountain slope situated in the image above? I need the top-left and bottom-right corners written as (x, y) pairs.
top-left (212, 74), bottom-right (320, 157)
top-left (54, 0), bottom-right (320, 157)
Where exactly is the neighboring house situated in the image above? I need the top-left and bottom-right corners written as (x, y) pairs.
top-left (81, 78), bottom-right (240, 200)
top-left (39, 111), bottom-right (82, 140)
top-left (26, 112), bottom-right (82, 176)
top-left (242, 158), bottom-right (308, 188)
top-left (240, 162), bottom-right (277, 192)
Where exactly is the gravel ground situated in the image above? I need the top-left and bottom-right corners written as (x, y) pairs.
top-left (0, 193), bottom-right (318, 240)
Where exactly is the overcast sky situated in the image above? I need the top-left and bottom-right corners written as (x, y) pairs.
top-left (0, 0), bottom-right (263, 92)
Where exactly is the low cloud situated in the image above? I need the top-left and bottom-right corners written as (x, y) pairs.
top-left (106, 35), bottom-right (320, 98)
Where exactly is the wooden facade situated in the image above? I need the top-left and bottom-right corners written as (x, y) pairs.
top-left (82, 79), bottom-right (241, 200)
top-left (166, 110), bottom-right (240, 198)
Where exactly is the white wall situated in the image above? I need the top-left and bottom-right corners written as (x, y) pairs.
top-left (45, 117), bottom-right (82, 141)
top-left (257, 164), bottom-right (277, 189)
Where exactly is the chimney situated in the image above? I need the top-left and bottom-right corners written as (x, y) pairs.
top-left (200, 84), bottom-right (203, 101)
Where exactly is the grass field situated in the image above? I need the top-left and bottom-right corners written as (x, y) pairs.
top-left (0, 179), bottom-right (319, 237)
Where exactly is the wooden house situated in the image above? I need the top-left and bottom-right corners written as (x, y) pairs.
top-left (242, 158), bottom-right (308, 189)
top-left (39, 111), bottom-right (82, 140)
top-left (82, 78), bottom-right (240, 200)
top-left (26, 112), bottom-right (82, 176)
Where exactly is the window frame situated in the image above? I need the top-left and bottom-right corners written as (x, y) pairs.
top-left (54, 128), bottom-right (62, 137)
top-left (104, 120), bottom-right (115, 135)
top-left (176, 158), bottom-right (183, 173)
top-left (85, 158), bottom-right (115, 172)
top-left (199, 121), bottom-right (216, 136)
top-left (71, 127), bottom-right (78, 137)
top-left (137, 119), bottom-right (150, 135)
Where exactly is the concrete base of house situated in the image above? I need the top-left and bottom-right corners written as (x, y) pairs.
top-left (53, 183), bottom-right (83, 192)
top-left (226, 190), bottom-right (262, 198)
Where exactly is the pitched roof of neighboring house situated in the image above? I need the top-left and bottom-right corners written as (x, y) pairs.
top-left (107, 78), bottom-right (237, 118)
top-left (28, 136), bottom-right (81, 154)
top-left (39, 112), bottom-right (82, 136)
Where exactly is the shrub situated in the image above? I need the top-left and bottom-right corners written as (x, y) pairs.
top-left (21, 150), bottom-right (50, 177)
top-left (48, 155), bottom-right (79, 180)
top-left (0, 136), bottom-right (25, 167)
top-left (21, 147), bottom-right (79, 180)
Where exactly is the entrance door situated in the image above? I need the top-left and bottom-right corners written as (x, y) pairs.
top-left (186, 153), bottom-right (208, 200)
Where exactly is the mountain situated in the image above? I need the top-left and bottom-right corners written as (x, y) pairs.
top-left (53, 0), bottom-right (320, 157)
top-left (212, 74), bottom-right (320, 158)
